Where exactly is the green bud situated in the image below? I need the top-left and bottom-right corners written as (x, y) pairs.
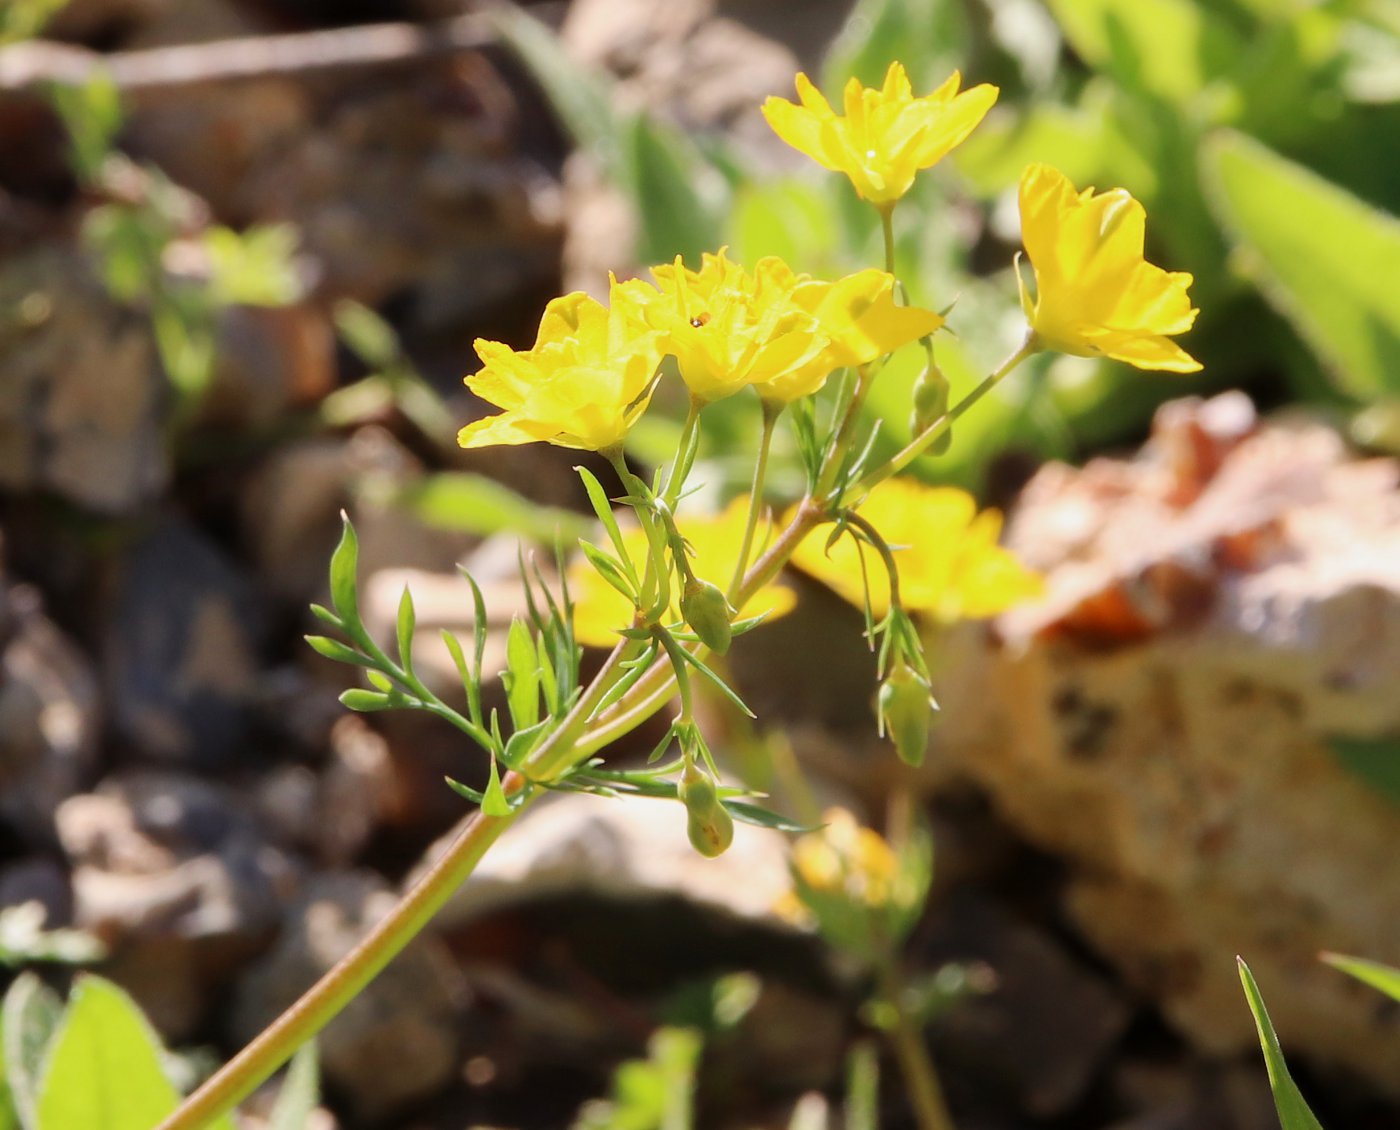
top-left (340, 688), bottom-right (395, 712)
top-left (910, 363), bottom-right (952, 456)
top-left (878, 666), bottom-right (934, 767)
top-left (680, 577), bottom-right (733, 655)
top-left (679, 761), bottom-right (734, 857)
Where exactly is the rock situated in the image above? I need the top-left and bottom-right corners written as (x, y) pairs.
top-left (197, 302), bottom-right (336, 431)
top-left (231, 871), bottom-right (467, 1123)
top-left (56, 770), bottom-right (298, 1036)
top-left (103, 520), bottom-right (262, 768)
top-left (425, 788), bottom-right (795, 931)
top-left (932, 395), bottom-right (1400, 1093)
top-left (240, 437), bottom-right (353, 606)
top-left (0, 245), bottom-right (167, 513)
top-left (0, 582), bottom-right (102, 845)
top-left (921, 892), bottom-right (1131, 1119)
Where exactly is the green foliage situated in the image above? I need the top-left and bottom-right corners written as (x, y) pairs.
top-left (1320, 952), bottom-right (1400, 1003)
top-left (397, 473), bottom-right (591, 544)
top-left (1237, 960), bottom-right (1326, 1130)
top-left (1204, 131), bottom-right (1400, 398)
top-left (1325, 734), bottom-right (1400, 804)
top-left (0, 0), bottom-right (68, 44)
top-left (573, 1027), bottom-right (702, 1130)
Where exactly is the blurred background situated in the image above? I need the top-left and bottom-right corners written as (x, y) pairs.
top-left (2, 0), bottom-right (1400, 1126)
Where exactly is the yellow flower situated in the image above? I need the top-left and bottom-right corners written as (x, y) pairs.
top-left (1018, 163), bottom-right (1202, 373)
top-left (570, 499), bottom-right (796, 648)
top-left (791, 808), bottom-right (900, 910)
top-left (616, 252), bottom-right (943, 405)
top-left (763, 63), bottom-right (998, 207)
top-left (458, 292), bottom-right (662, 452)
top-left (791, 479), bottom-right (1042, 621)
top-left (614, 251), bottom-right (829, 404)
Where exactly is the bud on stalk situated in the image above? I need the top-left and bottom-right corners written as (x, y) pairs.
top-left (680, 577), bottom-right (734, 655)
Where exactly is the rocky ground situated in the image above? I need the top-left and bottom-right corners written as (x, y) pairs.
top-left (1, 2), bottom-right (1399, 1129)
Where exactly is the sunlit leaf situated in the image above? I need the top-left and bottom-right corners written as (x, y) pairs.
top-left (1237, 959), bottom-right (1326, 1130)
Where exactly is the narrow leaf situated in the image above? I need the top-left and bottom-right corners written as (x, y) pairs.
top-left (328, 513), bottom-right (360, 624)
top-left (676, 648), bottom-right (756, 717)
top-left (395, 586), bottom-right (416, 676)
top-left (308, 603), bottom-right (342, 630)
top-left (35, 976), bottom-right (180, 1130)
top-left (722, 801), bottom-right (815, 834)
top-left (577, 466), bottom-right (640, 588)
top-left (1237, 959), bottom-right (1326, 1130)
top-left (579, 540), bottom-right (639, 601)
top-left (445, 777), bottom-right (486, 804)
top-left (482, 758), bottom-right (513, 817)
top-left (304, 635), bottom-right (363, 666)
top-left (504, 619), bottom-right (541, 731)
top-left (1321, 952), bottom-right (1400, 1004)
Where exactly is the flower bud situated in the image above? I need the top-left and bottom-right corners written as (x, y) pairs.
top-left (878, 666), bottom-right (934, 767)
top-left (910, 363), bottom-right (952, 456)
top-left (679, 762), bottom-right (734, 857)
top-left (680, 577), bottom-right (734, 655)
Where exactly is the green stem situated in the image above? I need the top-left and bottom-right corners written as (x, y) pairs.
top-left (663, 397), bottom-right (704, 508)
top-left (880, 204), bottom-right (897, 277)
top-left (877, 961), bottom-right (957, 1130)
top-left (156, 802), bottom-right (515, 1130)
top-left (159, 635), bottom-right (644, 1130)
top-left (728, 400), bottom-right (781, 600)
top-left (814, 363), bottom-right (877, 501)
top-left (854, 331), bottom-right (1038, 496)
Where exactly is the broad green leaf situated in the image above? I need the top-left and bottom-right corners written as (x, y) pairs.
top-left (1321, 952), bottom-right (1400, 1003)
top-left (1325, 735), bottom-right (1400, 805)
top-left (823, 0), bottom-right (965, 93)
top-left (1044, 0), bottom-right (1241, 105)
top-left (953, 100), bottom-right (1109, 196)
top-left (399, 473), bottom-right (589, 544)
top-left (729, 179), bottom-right (842, 275)
top-left (268, 1041), bottom-right (319, 1130)
top-left (1237, 959), bottom-right (1326, 1130)
top-left (621, 113), bottom-right (728, 266)
top-left (35, 976), bottom-right (179, 1130)
top-left (1204, 131), bottom-right (1400, 398)
top-left (3, 974), bottom-right (63, 1130)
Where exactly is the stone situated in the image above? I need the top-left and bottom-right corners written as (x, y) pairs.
top-left (0, 582), bottom-right (102, 846)
top-left (103, 520), bottom-right (262, 768)
top-left (0, 245), bottom-right (167, 514)
top-left (930, 395), bottom-right (1400, 1094)
top-left (56, 769), bottom-right (298, 1037)
top-left (921, 891), bottom-right (1131, 1119)
top-left (231, 871), bottom-right (467, 1123)
top-left (424, 788), bottom-right (795, 931)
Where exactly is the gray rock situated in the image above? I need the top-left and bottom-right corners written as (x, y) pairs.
top-left (0, 583), bottom-right (101, 845)
top-left (103, 520), bottom-right (261, 768)
top-left (0, 246), bottom-right (167, 514)
top-left (231, 871), bottom-right (467, 1123)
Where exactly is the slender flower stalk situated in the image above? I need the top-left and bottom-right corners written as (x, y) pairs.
top-left (728, 400), bottom-right (782, 599)
top-left (854, 331), bottom-right (1038, 495)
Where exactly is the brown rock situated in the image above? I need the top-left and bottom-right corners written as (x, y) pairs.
top-left (931, 395), bottom-right (1400, 1093)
